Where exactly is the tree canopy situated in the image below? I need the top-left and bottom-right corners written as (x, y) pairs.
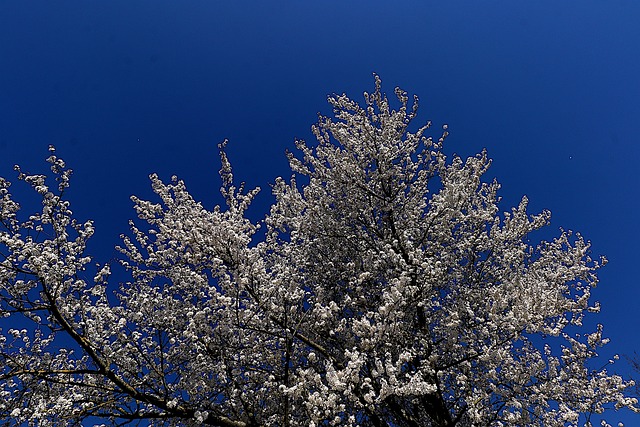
top-left (0, 77), bottom-right (636, 426)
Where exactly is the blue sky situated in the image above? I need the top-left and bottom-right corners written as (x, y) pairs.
top-left (1, 1), bottom-right (639, 424)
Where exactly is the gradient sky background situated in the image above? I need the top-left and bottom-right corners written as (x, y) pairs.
top-left (1, 1), bottom-right (640, 425)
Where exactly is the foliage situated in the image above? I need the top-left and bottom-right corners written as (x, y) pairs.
top-left (0, 77), bottom-right (635, 426)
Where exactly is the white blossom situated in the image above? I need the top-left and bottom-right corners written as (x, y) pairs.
top-left (0, 76), bottom-right (635, 426)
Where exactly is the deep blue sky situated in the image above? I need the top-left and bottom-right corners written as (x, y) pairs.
top-left (1, 1), bottom-right (639, 424)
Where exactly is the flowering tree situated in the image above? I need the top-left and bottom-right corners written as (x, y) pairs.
top-left (0, 77), bottom-right (636, 427)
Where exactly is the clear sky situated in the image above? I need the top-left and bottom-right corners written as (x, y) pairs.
top-left (1, 1), bottom-right (639, 425)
